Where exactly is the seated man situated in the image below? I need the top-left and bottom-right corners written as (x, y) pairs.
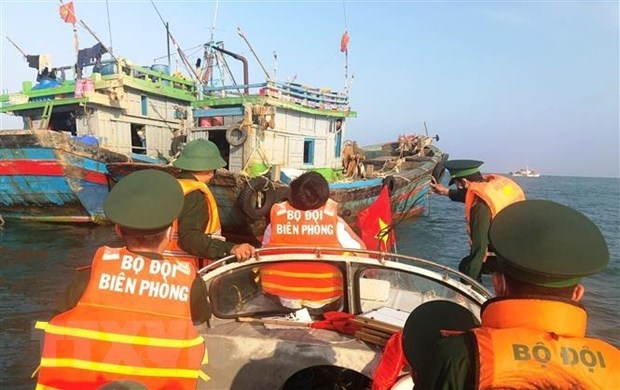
top-left (261, 171), bottom-right (365, 310)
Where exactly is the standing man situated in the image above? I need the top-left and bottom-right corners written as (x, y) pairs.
top-left (261, 171), bottom-right (365, 310)
top-left (36, 170), bottom-right (209, 389)
top-left (430, 159), bottom-right (524, 281)
top-left (413, 200), bottom-right (619, 389)
top-left (165, 139), bottom-right (255, 268)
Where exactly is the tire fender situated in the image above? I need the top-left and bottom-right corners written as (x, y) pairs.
top-left (432, 154), bottom-right (449, 183)
top-left (237, 176), bottom-right (276, 220)
top-left (226, 123), bottom-right (248, 146)
top-left (382, 175), bottom-right (396, 196)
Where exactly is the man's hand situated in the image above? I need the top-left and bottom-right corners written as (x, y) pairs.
top-left (230, 243), bottom-right (256, 261)
top-left (430, 178), bottom-right (449, 196)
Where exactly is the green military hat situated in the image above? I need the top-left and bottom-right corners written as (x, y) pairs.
top-left (402, 300), bottom-right (480, 370)
top-left (172, 139), bottom-right (226, 171)
top-left (489, 199), bottom-right (609, 287)
top-left (104, 169), bottom-right (184, 230)
top-left (444, 159), bottom-right (484, 185)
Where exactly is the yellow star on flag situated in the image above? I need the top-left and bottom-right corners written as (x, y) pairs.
top-left (375, 217), bottom-right (390, 249)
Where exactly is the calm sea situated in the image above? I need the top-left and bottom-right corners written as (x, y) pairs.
top-left (0, 175), bottom-right (618, 388)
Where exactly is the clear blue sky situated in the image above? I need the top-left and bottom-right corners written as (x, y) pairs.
top-left (1, 1), bottom-right (618, 177)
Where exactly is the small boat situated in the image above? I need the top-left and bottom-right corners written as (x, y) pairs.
top-left (511, 166), bottom-right (540, 177)
top-left (195, 247), bottom-right (491, 388)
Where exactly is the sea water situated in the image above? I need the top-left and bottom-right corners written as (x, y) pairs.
top-left (0, 175), bottom-right (618, 388)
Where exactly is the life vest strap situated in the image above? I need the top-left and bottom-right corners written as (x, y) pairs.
top-left (35, 321), bottom-right (204, 348)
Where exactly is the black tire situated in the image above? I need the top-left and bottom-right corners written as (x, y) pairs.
top-left (237, 177), bottom-right (276, 220)
top-left (432, 154), bottom-right (449, 183)
top-left (382, 175), bottom-right (396, 196)
top-left (170, 135), bottom-right (187, 156)
top-left (226, 123), bottom-right (248, 146)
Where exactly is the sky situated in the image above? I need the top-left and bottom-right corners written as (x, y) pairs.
top-left (1, 0), bottom-right (618, 178)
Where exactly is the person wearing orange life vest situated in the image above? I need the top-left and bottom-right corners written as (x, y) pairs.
top-left (430, 159), bottom-right (525, 281)
top-left (410, 200), bottom-right (620, 389)
top-left (261, 171), bottom-right (366, 310)
top-left (164, 139), bottom-right (255, 269)
top-left (36, 170), bottom-right (211, 389)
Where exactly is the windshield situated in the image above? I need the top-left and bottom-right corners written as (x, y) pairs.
top-left (205, 256), bottom-right (487, 322)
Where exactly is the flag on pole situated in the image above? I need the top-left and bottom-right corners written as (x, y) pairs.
top-left (59, 2), bottom-right (76, 24)
top-left (357, 185), bottom-right (396, 251)
top-left (340, 31), bottom-right (350, 53)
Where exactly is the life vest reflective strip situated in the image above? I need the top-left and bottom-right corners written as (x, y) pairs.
top-left (262, 199), bottom-right (343, 301)
top-left (464, 175), bottom-right (524, 260)
top-left (163, 179), bottom-right (223, 268)
top-left (472, 299), bottom-right (620, 390)
top-left (260, 261), bottom-right (343, 301)
top-left (35, 246), bottom-right (208, 389)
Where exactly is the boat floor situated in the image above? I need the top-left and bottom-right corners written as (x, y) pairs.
top-left (196, 319), bottom-right (381, 389)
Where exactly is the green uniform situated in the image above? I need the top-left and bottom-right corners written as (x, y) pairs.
top-left (59, 250), bottom-right (211, 324)
top-left (459, 201), bottom-right (492, 281)
top-left (447, 188), bottom-right (493, 280)
top-left (413, 335), bottom-right (475, 389)
top-left (176, 172), bottom-right (236, 259)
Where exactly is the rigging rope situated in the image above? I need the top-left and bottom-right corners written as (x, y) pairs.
top-left (105, 0), bottom-right (113, 54)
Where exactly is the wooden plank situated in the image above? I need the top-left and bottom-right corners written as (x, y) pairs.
top-left (355, 331), bottom-right (389, 347)
top-left (352, 317), bottom-right (401, 334)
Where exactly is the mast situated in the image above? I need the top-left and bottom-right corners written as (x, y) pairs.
top-left (237, 28), bottom-right (270, 79)
top-left (5, 36), bottom-right (28, 58)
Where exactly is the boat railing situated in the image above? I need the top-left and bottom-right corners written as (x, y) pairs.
top-left (0, 58), bottom-right (196, 109)
top-left (203, 80), bottom-right (350, 111)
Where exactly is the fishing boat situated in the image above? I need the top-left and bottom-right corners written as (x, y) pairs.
top-left (511, 166), bottom-right (540, 178)
top-left (194, 246), bottom-right (491, 388)
top-left (1, 22), bottom-right (445, 238)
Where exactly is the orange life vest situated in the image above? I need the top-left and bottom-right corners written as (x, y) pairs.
top-left (472, 298), bottom-right (620, 389)
top-left (261, 199), bottom-right (344, 302)
top-left (465, 175), bottom-right (525, 233)
top-left (464, 175), bottom-right (525, 261)
top-left (163, 179), bottom-right (223, 268)
top-left (371, 331), bottom-right (407, 390)
top-left (35, 246), bottom-right (208, 390)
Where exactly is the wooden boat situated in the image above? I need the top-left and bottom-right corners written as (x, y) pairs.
top-left (194, 247), bottom-right (491, 388)
top-left (0, 55), bottom-right (195, 223)
top-left (1, 36), bottom-right (445, 238)
top-left (0, 129), bottom-right (134, 223)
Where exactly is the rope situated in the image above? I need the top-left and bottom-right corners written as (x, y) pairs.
top-left (105, 0), bottom-right (113, 54)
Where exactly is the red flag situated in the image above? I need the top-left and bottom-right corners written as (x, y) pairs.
top-left (340, 31), bottom-right (350, 53)
top-left (357, 185), bottom-right (396, 251)
top-left (59, 2), bottom-right (76, 24)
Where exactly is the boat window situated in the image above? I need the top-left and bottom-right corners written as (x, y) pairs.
top-left (130, 124), bottom-right (146, 154)
top-left (334, 122), bottom-right (342, 158)
top-left (140, 95), bottom-right (147, 116)
top-left (303, 138), bottom-right (315, 164)
top-left (356, 267), bottom-right (482, 321)
top-left (207, 261), bottom-right (345, 319)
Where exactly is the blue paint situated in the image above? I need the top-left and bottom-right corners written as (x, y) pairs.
top-left (65, 153), bottom-right (108, 174)
top-left (329, 178), bottom-right (382, 189)
top-left (0, 175), bottom-right (75, 206)
top-left (0, 147), bottom-right (56, 160)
